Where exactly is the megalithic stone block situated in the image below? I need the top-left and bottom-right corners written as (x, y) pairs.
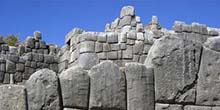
top-left (89, 61), bottom-right (126, 110)
top-left (125, 62), bottom-right (154, 110)
top-left (25, 69), bottom-right (61, 110)
top-left (59, 66), bottom-right (90, 109)
top-left (0, 84), bottom-right (27, 110)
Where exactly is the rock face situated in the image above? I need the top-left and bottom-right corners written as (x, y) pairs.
top-left (155, 103), bottom-right (183, 110)
top-left (59, 66), bottom-right (90, 109)
top-left (0, 85), bottom-right (27, 110)
top-left (25, 69), bottom-right (61, 110)
top-left (196, 47), bottom-right (220, 105)
top-left (89, 61), bottom-right (126, 110)
top-left (125, 63), bottom-right (154, 110)
top-left (145, 35), bottom-right (202, 103)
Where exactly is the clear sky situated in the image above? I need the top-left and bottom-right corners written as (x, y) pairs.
top-left (0, 0), bottom-right (219, 46)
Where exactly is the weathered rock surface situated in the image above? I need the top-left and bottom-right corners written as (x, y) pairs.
top-left (196, 47), bottom-right (220, 105)
top-left (89, 61), bottom-right (126, 110)
top-left (155, 103), bottom-right (183, 110)
top-left (204, 36), bottom-right (220, 52)
top-left (184, 105), bottom-right (211, 110)
top-left (25, 69), bottom-right (61, 110)
top-left (145, 35), bottom-right (202, 103)
top-left (120, 6), bottom-right (135, 18)
top-left (78, 53), bottom-right (99, 70)
top-left (0, 84), bottom-right (27, 110)
top-left (125, 63), bottom-right (154, 110)
top-left (59, 66), bottom-right (90, 109)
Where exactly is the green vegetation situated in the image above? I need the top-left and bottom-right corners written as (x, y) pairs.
top-left (3, 34), bottom-right (19, 46)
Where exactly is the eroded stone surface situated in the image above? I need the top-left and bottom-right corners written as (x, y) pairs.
top-left (89, 61), bottom-right (126, 110)
top-left (196, 47), bottom-right (220, 106)
top-left (145, 35), bottom-right (202, 103)
top-left (25, 69), bottom-right (61, 110)
top-left (155, 103), bottom-right (183, 110)
top-left (125, 63), bottom-right (154, 110)
top-left (0, 84), bottom-right (27, 110)
top-left (59, 66), bottom-right (90, 109)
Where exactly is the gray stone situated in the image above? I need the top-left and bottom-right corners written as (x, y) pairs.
top-left (173, 21), bottom-right (184, 33)
top-left (34, 31), bottom-right (42, 40)
top-left (16, 63), bottom-right (25, 72)
top-left (95, 42), bottom-right (103, 52)
top-left (79, 41), bottom-right (95, 53)
top-left (3, 73), bottom-right (10, 84)
top-left (25, 36), bottom-right (35, 48)
top-left (192, 23), bottom-right (208, 35)
top-left (60, 66), bottom-right (90, 109)
top-left (0, 85), bottom-right (27, 110)
top-left (136, 23), bottom-right (144, 32)
top-left (8, 54), bottom-right (19, 63)
top-left (89, 61), bottom-right (126, 110)
top-left (122, 45), bottom-right (133, 59)
top-left (133, 41), bottom-right (144, 54)
top-left (97, 52), bottom-right (107, 60)
top-left (120, 43), bottom-right (127, 50)
top-left (182, 24), bottom-right (192, 32)
top-left (78, 53), bottom-right (99, 70)
top-left (6, 60), bottom-right (16, 73)
top-left (208, 29), bottom-right (219, 36)
top-left (25, 69), bottom-right (61, 110)
top-left (139, 55), bottom-right (148, 64)
top-left (145, 35), bottom-right (201, 103)
top-left (155, 103), bottom-right (183, 110)
top-left (103, 43), bottom-right (110, 52)
top-left (110, 44), bottom-right (120, 51)
top-left (127, 31), bottom-right (137, 40)
top-left (184, 105), bottom-right (211, 110)
top-left (120, 6), bottom-right (135, 18)
top-left (44, 55), bottom-right (55, 63)
top-left (107, 32), bottom-right (118, 43)
top-left (18, 45), bottom-right (25, 55)
top-left (125, 63), bottom-right (154, 110)
top-left (143, 44), bottom-right (152, 54)
top-left (196, 47), bottom-right (220, 106)
top-left (0, 71), bottom-right (4, 82)
top-left (97, 33), bottom-right (107, 42)
top-left (204, 36), bottom-right (220, 52)
top-left (0, 63), bottom-right (6, 72)
top-left (14, 72), bottom-right (22, 82)
top-left (137, 32), bottom-right (144, 41)
top-left (152, 16), bottom-right (158, 25)
top-left (39, 40), bottom-right (47, 49)
top-left (9, 46), bottom-right (18, 54)
top-left (107, 51), bottom-right (118, 60)
top-left (132, 55), bottom-right (140, 62)
top-left (119, 32), bottom-right (127, 43)
top-left (119, 16), bottom-right (132, 28)
top-left (78, 32), bottom-right (97, 42)
top-left (65, 28), bottom-right (84, 44)
top-left (127, 39), bottom-right (135, 45)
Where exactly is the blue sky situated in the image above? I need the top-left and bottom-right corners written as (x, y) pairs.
top-left (0, 0), bottom-right (219, 46)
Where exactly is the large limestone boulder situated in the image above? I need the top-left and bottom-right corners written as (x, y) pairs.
top-left (0, 84), bottom-right (27, 110)
top-left (145, 34), bottom-right (202, 103)
top-left (196, 47), bottom-right (220, 105)
top-left (59, 66), bottom-right (90, 109)
top-left (25, 69), bottom-right (61, 110)
top-left (89, 61), bottom-right (126, 110)
top-left (125, 63), bottom-right (154, 110)
top-left (120, 6), bottom-right (135, 18)
top-left (78, 53), bottom-right (99, 70)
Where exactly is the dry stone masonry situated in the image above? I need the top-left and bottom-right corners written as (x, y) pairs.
top-left (0, 5), bottom-right (220, 110)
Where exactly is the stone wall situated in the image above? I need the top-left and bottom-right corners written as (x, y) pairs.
top-left (1, 5), bottom-right (220, 110)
